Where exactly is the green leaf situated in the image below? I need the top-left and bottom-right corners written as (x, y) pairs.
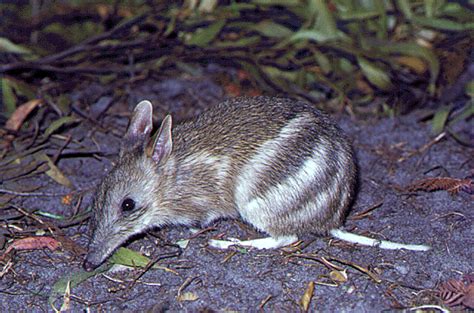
top-left (108, 247), bottom-right (180, 275)
top-left (56, 94), bottom-right (71, 114)
top-left (153, 56), bottom-right (169, 70)
top-left (224, 2), bottom-right (256, 12)
top-left (252, 0), bottom-right (300, 6)
top-left (450, 100), bottom-right (473, 126)
top-left (357, 57), bottom-right (392, 91)
top-left (424, 0), bottom-right (436, 18)
top-left (0, 37), bottom-right (32, 54)
top-left (186, 20), bottom-right (226, 47)
top-left (311, 0), bottom-right (339, 38)
top-left (432, 106), bottom-right (451, 134)
top-left (44, 21), bottom-right (103, 45)
top-left (466, 80), bottom-right (474, 98)
top-left (374, 0), bottom-right (388, 39)
top-left (290, 29), bottom-right (344, 43)
top-left (238, 61), bottom-right (274, 92)
top-left (253, 20), bottom-right (293, 38)
top-left (372, 42), bottom-right (439, 94)
top-left (339, 58), bottom-right (355, 73)
top-left (44, 116), bottom-right (78, 137)
top-left (215, 36), bottom-right (260, 48)
top-left (36, 211), bottom-right (66, 220)
top-left (263, 66), bottom-right (298, 81)
top-left (8, 78), bottom-right (36, 100)
top-left (412, 16), bottom-right (474, 31)
top-left (164, 11), bottom-right (177, 36)
top-left (441, 2), bottom-right (474, 20)
top-left (48, 263), bottom-right (111, 310)
top-left (1, 78), bottom-right (17, 115)
top-left (175, 61), bottom-right (202, 76)
top-left (447, 127), bottom-right (472, 146)
top-left (109, 247), bottom-right (153, 268)
top-left (197, 0), bottom-right (218, 13)
top-left (313, 50), bottom-right (332, 74)
top-left (338, 9), bottom-right (383, 20)
top-left (396, 0), bottom-right (413, 19)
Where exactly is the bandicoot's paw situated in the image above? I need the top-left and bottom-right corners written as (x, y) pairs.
top-left (208, 235), bottom-right (298, 250)
top-left (208, 238), bottom-right (242, 249)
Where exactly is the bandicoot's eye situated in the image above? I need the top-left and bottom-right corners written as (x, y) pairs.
top-left (121, 198), bottom-right (136, 211)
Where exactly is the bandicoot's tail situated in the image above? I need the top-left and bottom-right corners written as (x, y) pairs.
top-left (329, 229), bottom-right (430, 251)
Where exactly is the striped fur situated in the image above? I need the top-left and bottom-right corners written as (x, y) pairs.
top-left (84, 97), bottom-right (357, 270)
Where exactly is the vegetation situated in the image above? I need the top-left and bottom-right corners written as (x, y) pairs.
top-left (1, 0), bottom-right (473, 125)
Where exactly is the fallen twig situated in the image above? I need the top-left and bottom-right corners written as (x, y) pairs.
top-left (290, 253), bottom-right (381, 283)
top-left (0, 189), bottom-right (71, 197)
top-left (127, 248), bottom-right (182, 291)
top-left (349, 201), bottom-right (383, 220)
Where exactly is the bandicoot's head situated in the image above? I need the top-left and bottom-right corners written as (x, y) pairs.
top-left (83, 100), bottom-right (175, 271)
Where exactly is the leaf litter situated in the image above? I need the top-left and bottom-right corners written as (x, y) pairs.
top-left (405, 177), bottom-right (473, 195)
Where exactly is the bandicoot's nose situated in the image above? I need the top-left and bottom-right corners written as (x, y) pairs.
top-left (83, 246), bottom-right (105, 271)
top-left (82, 259), bottom-right (98, 272)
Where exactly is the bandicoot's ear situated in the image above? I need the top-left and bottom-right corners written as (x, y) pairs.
top-left (147, 115), bottom-right (173, 165)
top-left (121, 100), bottom-right (153, 154)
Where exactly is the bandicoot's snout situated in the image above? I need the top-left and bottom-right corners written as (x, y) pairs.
top-left (83, 249), bottom-right (104, 271)
top-left (82, 259), bottom-right (97, 272)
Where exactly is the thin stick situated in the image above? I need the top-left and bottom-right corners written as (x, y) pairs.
top-left (0, 189), bottom-right (71, 197)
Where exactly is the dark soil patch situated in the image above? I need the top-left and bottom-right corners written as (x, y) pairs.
top-left (0, 76), bottom-right (472, 312)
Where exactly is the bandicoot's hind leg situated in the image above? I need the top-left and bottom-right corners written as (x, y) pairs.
top-left (208, 235), bottom-right (298, 249)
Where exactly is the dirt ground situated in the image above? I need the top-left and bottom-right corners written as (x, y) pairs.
top-left (0, 74), bottom-right (472, 312)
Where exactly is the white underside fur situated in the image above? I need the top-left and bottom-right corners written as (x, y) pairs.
top-left (329, 229), bottom-right (430, 251)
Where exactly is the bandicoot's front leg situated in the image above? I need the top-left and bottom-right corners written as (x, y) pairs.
top-left (209, 235), bottom-right (298, 249)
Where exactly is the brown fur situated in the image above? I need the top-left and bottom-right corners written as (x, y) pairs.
top-left (83, 97), bottom-right (357, 270)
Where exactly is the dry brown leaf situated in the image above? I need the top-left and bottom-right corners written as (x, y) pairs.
top-left (61, 194), bottom-right (74, 205)
top-left (5, 99), bottom-right (43, 131)
top-left (329, 269), bottom-right (348, 284)
top-left (299, 281), bottom-right (315, 312)
top-left (36, 154), bottom-right (74, 188)
top-left (237, 69), bottom-right (251, 80)
top-left (437, 274), bottom-right (474, 309)
top-left (0, 236), bottom-right (61, 261)
top-left (406, 177), bottom-right (473, 195)
top-left (177, 291), bottom-right (199, 302)
top-left (355, 75), bottom-right (374, 94)
top-left (224, 83), bottom-right (241, 97)
top-left (394, 56), bottom-right (428, 74)
top-left (59, 280), bottom-right (71, 312)
top-left (293, 254), bottom-right (381, 283)
top-left (465, 283), bottom-right (474, 309)
top-left (258, 295), bottom-right (273, 310)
